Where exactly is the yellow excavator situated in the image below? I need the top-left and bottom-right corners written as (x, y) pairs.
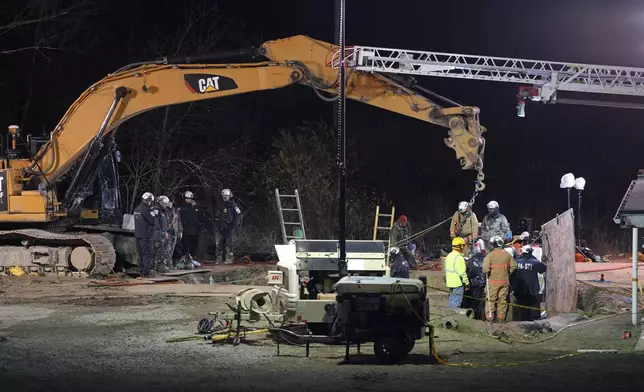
top-left (0, 35), bottom-right (486, 276)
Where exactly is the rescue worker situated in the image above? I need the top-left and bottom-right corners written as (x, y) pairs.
top-left (151, 195), bottom-right (168, 273)
top-left (133, 192), bottom-right (156, 278)
top-left (389, 215), bottom-right (416, 268)
top-left (158, 196), bottom-right (182, 270)
top-left (512, 245), bottom-right (547, 321)
top-left (462, 239), bottom-right (486, 320)
top-left (449, 201), bottom-right (479, 257)
top-left (389, 247), bottom-right (410, 279)
top-left (179, 190), bottom-right (202, 267)
top-left (481, 201), bottom-right (512, 252)
top-left (215, 188), bottom-right (241, 264)
top-left (444, 237), bottom-right (470, 308)
top-left (482, 236), bottom-right (518, 322)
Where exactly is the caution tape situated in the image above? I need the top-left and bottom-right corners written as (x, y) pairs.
top-left (425, 325), bottom-right (583, 367)
top-left (427, 284), bottom-right (546, 313)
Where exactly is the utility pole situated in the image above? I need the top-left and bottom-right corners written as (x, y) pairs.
top-left (335, 0), bottom-right (348, 277)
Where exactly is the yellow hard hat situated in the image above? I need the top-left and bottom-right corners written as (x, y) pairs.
top-left (452, 237), bottom-right (466, 247)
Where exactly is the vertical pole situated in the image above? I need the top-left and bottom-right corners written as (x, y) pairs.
top-left (566, 188), bottom-right (571, 211)
top-left (577, 190), bottom-right (582, 246)
top-left (633, 227), bottom-right (639, 326)
top-left (335, 0), bottom-right (348, 277)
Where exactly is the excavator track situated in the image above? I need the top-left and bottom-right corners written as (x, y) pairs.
top-left (0, 229), bottom-right (116, 276)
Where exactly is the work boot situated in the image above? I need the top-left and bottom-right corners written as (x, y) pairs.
top-left (157, 264), bottom-right (169, 273)
top-left (223, 251), bottom-right (233, 265)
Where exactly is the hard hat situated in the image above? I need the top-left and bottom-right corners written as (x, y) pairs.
top-left (472, 239), bottom-right (485, 254)
top-left (389, 247), bottom-right (400, 255)
top-left (521, 245), bottom-right (533, 254)
top-left (221, 189), bottom-right (232, 200)
top-left (487, 200), bottom-right (499, 209)
top-left (398, 215), bottom-right (408, 223)
top-left (142, 192), bottom-right (154, 202)
top-left (184, 191), bottom-right (194, 199)
top-left (157, 195), bottom-right (170, 206)
top-left (519, 231), bottom-right (530, 240)
top-left (452, 237), bottom-right (466, 247)
top-left (489, 235), bottom-right (504, 248)
top-left (458, 201), bottom-right (469, 212)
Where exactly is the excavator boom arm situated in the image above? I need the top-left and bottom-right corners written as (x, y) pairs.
top-left (19, 35), bottom-right (485, 221)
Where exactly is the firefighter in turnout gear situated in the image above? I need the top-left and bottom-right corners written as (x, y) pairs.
top-left (481, 201), bottom-right (512, 251)
top-left (444, 237), bottom-right (470, 308)
top-left (450, 201), bottom-right (479, 257)
top-left (179, 191), bottom-right (202, 268)
top-left (462, 239), bottom-right (487, 320)
top-left (134, 192), bottom-right (156, 278)
top-left (389, 247), bottom-right (410, 279)
top-left (157, 196), bottom-right (182, 270)
top-left (215, 188), bottom-right (241, 264)
top-left (389, 215), bottom-right (416, 268)
top-left (483, 236), bottom-right (517, 321)
top-left (151, 196), bottom-right (168, 272)
top-left (512, 245), bottom-right (547, 321)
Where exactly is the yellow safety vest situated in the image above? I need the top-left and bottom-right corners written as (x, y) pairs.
top-left (444, 251), bottom-right (469, 288)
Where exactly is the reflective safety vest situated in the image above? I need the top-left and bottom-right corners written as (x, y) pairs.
top-left (444, 251), bottom-right (470, 288)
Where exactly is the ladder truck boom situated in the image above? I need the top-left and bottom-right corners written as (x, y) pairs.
top-left (333, 45), bottom-right (644, 115)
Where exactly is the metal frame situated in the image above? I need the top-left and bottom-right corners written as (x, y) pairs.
top-left (332, 46), bottom-right (644, 101)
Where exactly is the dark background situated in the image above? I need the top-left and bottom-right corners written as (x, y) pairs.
top-left (1, 0), bottom-right (643, 253)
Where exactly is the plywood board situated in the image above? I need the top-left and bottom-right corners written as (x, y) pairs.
top-left (542, 208), bottom-right (577, 313)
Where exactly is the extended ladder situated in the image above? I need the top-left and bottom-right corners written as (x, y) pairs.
top-left (330, 45), bottom-right (644, 104)
top-left (275, 189), bottom-right (306, 244)
top-left (372, 205), bottom-right (395, 262)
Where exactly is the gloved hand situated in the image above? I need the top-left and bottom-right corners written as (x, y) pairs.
top-left (409, 242), bottom-right (416, 253)
top-left (504, 232), bottom-right (512, 241)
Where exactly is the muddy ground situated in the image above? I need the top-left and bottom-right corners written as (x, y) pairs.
top-left (0, 269), bottom-right (643, 392)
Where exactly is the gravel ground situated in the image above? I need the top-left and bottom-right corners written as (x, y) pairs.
top-left (1, 295), bottom-right (643, 392)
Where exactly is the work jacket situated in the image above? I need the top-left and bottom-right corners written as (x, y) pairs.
top-left (444, 250), bottom-right (470, 288)
top-left (482, 249), bottom-right (517, 286)
top-left (179, 201), bottom-right (203, 236)
top-left (389, 221), bottom-right (412, 248)
top-left (390, 253), bottom-right (410, 279)
top-left (133, 202), bottom-right (155, 239)
top-left (466, 252), bottom-right (486, 288)
top-left (512, 254), bottom-right (547, 297)
top-left (450, 211), bottom-right (479, 240)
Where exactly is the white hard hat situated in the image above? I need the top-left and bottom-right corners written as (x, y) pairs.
top-left (142, 192), bottom-right (154, 202)
top-left (458, 201), bottom-right (469, 212)
top-left (184, 191), bottom-right (194, 199)
top-left (521, 245), bottom-right (533, 254)
top-left (489, 235), bottom-right (504, 248)
top-left (472, 239), bottom-right (485, 254)
top-left (487, 200), bottom-right (499, 209)
top-left (158, 195), bottom-right (170, 205)
top-left (519, 231), bottom-right (530, 240)
top-left (389, 247), bottom-right (400, 255)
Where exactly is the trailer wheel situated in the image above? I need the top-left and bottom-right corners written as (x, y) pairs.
top-left (373, 331), bottom-right (414, 363)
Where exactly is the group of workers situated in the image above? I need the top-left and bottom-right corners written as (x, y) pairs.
top-left (386, 200), bottom-right (546, 322)
top-left (443, 200), bottom-right (547, 322)
top-left (133, 188), bottom-right (242, 278)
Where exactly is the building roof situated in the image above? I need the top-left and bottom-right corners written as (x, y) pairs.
top-left (614, 170), bottom-right (644, 228)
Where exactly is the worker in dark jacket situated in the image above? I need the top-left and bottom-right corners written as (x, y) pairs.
top-left (134, 192), bottom-right (156, 278)
top-left (215, 188), bottom-right (241, 264)
top-left (512, 245), bottom-right (547, 321)
top-left (151, 197), bottom-right (168, 273)
top-left (462, 239), bottom-right (487, 320)
top-left (389, 247), bottom-right (410, 279)
top-left (179, 190), bottom-right (202, 268)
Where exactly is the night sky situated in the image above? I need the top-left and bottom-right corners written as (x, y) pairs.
top-left (2, 0), bottom-right (644, 247)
